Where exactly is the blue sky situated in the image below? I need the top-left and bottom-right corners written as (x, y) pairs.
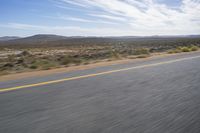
top-left (0, 0), bottom-right (200, 36)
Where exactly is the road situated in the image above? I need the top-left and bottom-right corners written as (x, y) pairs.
top-left (0, 52), bottom-right (200, 133)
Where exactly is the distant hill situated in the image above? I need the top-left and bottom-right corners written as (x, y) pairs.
top-left (0, 34), bottom-right (200, 49)
top-left (0, 36), bottom-right (20, 41)
top-left (5, 34), bottom-right (69, 43)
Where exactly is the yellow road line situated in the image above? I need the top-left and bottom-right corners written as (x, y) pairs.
top-left (1, 55), bottom-right (200, 93)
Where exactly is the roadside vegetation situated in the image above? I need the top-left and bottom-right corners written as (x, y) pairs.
top-left (168, 45), bottom-right (199, 54)
top-left (0, 47), bottom-right (152, 75)
top-left (0, 38), bottom-right (200, 76)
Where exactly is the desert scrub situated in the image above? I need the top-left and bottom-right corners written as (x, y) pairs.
top-left (179, 46), bottom-right (191, 52)
top-left (168, 46), bottom-right (199, 54)
top-left (190, 45), bottom-right (199, 51)
top-left (134, 48), bottom-right (150, 55)
top-left (178, 46), bottom-right (199, 52)
top-left (168, 49), bottom-right (181, 54)
top-left (20, 50), bottom-right (31, 56)
top-left (29, 65), bottom-right (38, 69)
top-left (59, 56), bottom-right (82, 66)
top-left (109, 50), bottom-right (121, 59)
top-left (7, 54), bottom-right (16, 62)
top-left (31, 59), bottom-right (57, 70)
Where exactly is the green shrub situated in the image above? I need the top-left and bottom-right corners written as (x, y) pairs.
top-left (60, 56), bottom-right (82, 65)
top-left (180, 47), bottom-right (191, 52)
top-left (168, 45), bottom-right (199, 54)
top-left (109, 50), bottom-right (121, 59)
top-left (20, 51), bottom-right (31, 56)
top-left (41, 63), bottom-right (57, 70)
top-left (32, 59), bottom-right (56, 70)
top-left (190, 45), bottom-right (199, 51)
top-left (60, 56), bottom-right (69, 65)
top-left (7, 55), bottom-right (16, 62)
top-left (134, 48), bottom-right (150, 55)
top-left (168, 49), bottom-right (181, 54)
top-left (3, 63), bottom-right (14, 68)
top-left (73, 58), bottom-right (82, 65)
top-left (29, 65), bottom-right (38, 69)
top-left (16, 58), bottom-right (24, 64)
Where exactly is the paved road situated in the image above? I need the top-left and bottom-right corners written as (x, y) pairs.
top-left (1, 52), bottom-right (200, 133)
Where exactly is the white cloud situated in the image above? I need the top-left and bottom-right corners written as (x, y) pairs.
top-left (58, 16), bottom-right (119, 24)
top-left (53, 0), bottom-right (200, 35)
top-left (89, 14), bottom-right (126, 21)
top-left (46, 14), bottom-right (119, 25)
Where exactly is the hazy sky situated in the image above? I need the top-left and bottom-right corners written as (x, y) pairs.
top-left (0, 0), bottom-right (200, 36)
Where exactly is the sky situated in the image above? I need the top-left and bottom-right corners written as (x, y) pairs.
top-left (0, 0), bottom-right (200, 37)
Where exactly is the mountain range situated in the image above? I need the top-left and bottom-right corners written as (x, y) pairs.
top-left (0, 36), bottom-right (21, 41)
top-left (1, 34), bottom-right (200, 42)
top-left (0, 34), bottom-right (200, 48)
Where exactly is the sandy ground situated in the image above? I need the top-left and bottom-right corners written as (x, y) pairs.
top-left (0, 52), bottom-right (197, 82)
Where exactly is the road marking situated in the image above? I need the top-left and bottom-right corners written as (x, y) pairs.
top-left (1, 55), bottom-right (200, 93)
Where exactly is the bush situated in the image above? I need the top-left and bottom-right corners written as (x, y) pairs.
top-left (29, 65), bottom-right (38, 69)
top-left (190, 45), bottom-right (199, 51)
top-left (3, 63), bottom-right (14, 68)
top-left (40, 62), bottom-right (57, 70)
top-left (73, 58), bottom-right (82, 65)
top-left (16, 58), bottom-right (24, 64)
top-left (7, 55), bottom-right (16, 62)
top-left (60, 56), bottom-right (82, 65)
top-left (168, 49), bottom-right (181, 54)
top-left (179, 47), bottom-right (191, 52)
top-left (109, 50), bottom-right (121, 59)
top-left (168, 45), bottom-right (199, 54)
top-left (134, 48), bottom-right (150, 55)
top-left (32, 59), bottom-right (56, 70)
top-left (20, 51), bottom-right (31, 56)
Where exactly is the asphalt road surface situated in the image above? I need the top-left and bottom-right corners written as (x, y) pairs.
top-left (0, 52), bottom-right (200, 133)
